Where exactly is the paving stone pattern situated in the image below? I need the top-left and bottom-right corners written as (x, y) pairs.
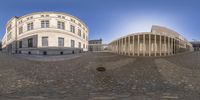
top-left (0, 52), bottom-right (200, 100)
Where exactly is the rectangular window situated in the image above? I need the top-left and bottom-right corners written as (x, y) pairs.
top-left (57, 21), bottom-right (65, 29)
top-left (78, 29), bottom-right (81, 37)
top-left (86, 35), bottom-right (88, 40)
top-left (83, 33), bottom-right (85, 39)
top-left (70, 25), bottom-right (75, 33)
top-left (7, 32), bottom-right (12, 41)
top-left (28, 38), bottom-right (33, 48)
top-left (19, 27), bottom-right (23, 34)
top-left (62, 16), bottom-right (65, 19)
top-left (7, 24), bottom-right (12, 32)
top-left (78, 23), bottom-right (82, 27)
top-left (71, 40), bottom-right (75, 48)
top-left (42, 37), bottom-right (48, 47)
top-left (71, 19), bottom-right (75, 23)
top-left (19, 41), bottom-right (22, 48)
top-left (41, 20), bottom-right (49, 28)
top-left (83, 44), bottom-right (85, 48)
top-left (27, 22), bottom-right (33, 31)
top-left (58, 37), bottom-right (64, 47)
top-left (79, 42), bottom-right (81, 48)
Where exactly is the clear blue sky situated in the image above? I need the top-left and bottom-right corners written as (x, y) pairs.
top-left (0, 0), bottom-right (200, 43)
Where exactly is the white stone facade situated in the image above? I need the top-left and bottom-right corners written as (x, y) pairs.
top-left (2, 12), bottom-right (89, 55)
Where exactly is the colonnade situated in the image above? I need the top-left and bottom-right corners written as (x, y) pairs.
top-left (109, 33), bottom-right (178, 56)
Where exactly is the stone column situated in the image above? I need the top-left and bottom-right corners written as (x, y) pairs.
top-left (119, 40), bottom-right (120, 54)
top-left (164, 35), bottom-right (166, 56)
top-left (120, 39), bottom-right (122, 54)
top-left (138, 35), bottom-right (140, 56)
top-left (159, 35), bottom-right (162, 56)
top-left (117, 40), bottom-right (119, 54)
top-left (149, 34), bottom-right (151, 56)
top-left (171, 38), bottom-right (173, 55)
top-left (154, 34), bottom-right (157, 56)
top-left (128, 36), bottom-right (131, 56)
top-left (115, 41), bottom-right (116, 53)
top-left (119, 39), bottom-right (121, 54)
top-left (143, 34), bottom-right (145, 56)
top-left (133, 35), bottom-right (135, 56)
top-left (168, 36), bottom-right (170, 55)
top-left (174, 39), bottom-right (176, 54)
top-left (123, 38), bottom-right (125, 55)
top-left (121, 38), bottom-right (123, 54)
top-left (125, 37), bottom-right (127, 55)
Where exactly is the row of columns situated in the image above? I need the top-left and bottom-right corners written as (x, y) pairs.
top-left (110, 34), bottom-right (177, 56)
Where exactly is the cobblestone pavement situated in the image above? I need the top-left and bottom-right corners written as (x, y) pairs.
top-left (14, 53), bottom-right (85, 62)
top-left (0, 51), bottom-right (200, 100)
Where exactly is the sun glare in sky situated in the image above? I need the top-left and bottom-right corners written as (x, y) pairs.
top-left (104, 12), bottom-right (180, 43)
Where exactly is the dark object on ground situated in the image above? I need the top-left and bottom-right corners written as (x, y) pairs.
top-left (96, 67), bottom-right (106, 72)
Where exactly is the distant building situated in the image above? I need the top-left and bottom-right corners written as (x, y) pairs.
top-left (89, 39), bottom-right (104, 51)
top-left (190, 41), bottom-right (200, 51)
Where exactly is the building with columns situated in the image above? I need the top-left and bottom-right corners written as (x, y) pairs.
top-left (108, 25), bottom-right (193, 56)
top-left (2, 12), bottom-right (89, 55)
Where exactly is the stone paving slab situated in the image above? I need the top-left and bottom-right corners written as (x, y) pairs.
top-left (0, 52), bottom-right (200, 100)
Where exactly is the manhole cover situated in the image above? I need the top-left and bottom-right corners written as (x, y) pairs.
top-left (96, 67), bottom-right (106, 72)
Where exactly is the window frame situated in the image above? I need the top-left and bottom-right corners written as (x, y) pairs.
top-left (19, 41), bottom-right (22, 48)
top-left (42, 37), bottom-right (48, 47)
top-left (19, 26), bottom-right (23, 34)
top-left (78, 29), bottom-right (82, 37)
top-left (70, 25), bottom-right (75, 33)
top-left (28, 38), bottom-right (33, 48)
top-left (58, 37), bottom-right (64, 47)
top-left (71, 40), bottom-right (75, 48)
top-left (57, 21), bottom-right (65, 30)
top-left (27, 22), bottom-right (33, 31)
top-left (41, 20), bottom-right (50, 28)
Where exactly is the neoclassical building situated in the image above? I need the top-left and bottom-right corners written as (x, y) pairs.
top-left (109, 25), bottom-right (193, 56)
top-left (2, 12), bottom-right (89, 55)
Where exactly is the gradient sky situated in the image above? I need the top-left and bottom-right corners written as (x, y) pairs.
top-left (0, 0), bottom-right (200, 43)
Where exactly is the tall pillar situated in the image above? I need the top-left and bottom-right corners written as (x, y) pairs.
top-left (115, 41), bottom-right (117, 53)
top-left (119, 39), bottom-right (122, 55)
top-left (138, 35), bottom-right (140, 56)
top-left (149, 34), bottom-right (151, 56)
top-left (159, 35), bottom-right (162, 56)
top-left (168, 36), bottom-right (170, 55)
top-left (164, 36), bottom-right (166, 56)
top-left (133, 35), bottom-right (135, 56)
top-left (119, 40), bottom-right (121, 54)
top-left (171, 38), bottom-right (173, 55)
top-left (122, 38), bottom-right (124, 55)
top-left (143, 34), bottom-right (145, 56)
top-left (117, 40), bottom-right (119, 54)
top-left (128, 36), bottom-right (131, 56)
top-left (125, 37), bottom-right (127, 55)
top-left (172, 38), bottom-right (174, 55)
top-left (174, 39), bottom-right (176, 54)
top-left (119, 40), bottom-right (120, 54)
top-left (154, 34), bottom-right (157, 56)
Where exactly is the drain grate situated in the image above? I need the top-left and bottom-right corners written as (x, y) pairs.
top-left (96, 67), bottom-right (106, 72)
